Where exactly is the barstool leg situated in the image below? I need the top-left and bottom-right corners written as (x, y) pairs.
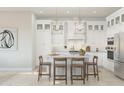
top-left (87, 64), bottom-right (88, 81)
top-left (96, 64), bottom-right (99, 81)
top-left (53, 63), bottom-right (55, 85)
top-left (83, 65), bottom-right (85, 84)
top-left (65, 65), bottom-right (67, 85)
top-left (49, 65), bottom-right (51, 81)
top-left (71, 66), bottom-right (73, 85)
top-left (93, 64), bottom-right (96, 77)
top-left (38, 66), bottom-right (42, 81)
top-left (81, 66), bottom-right (83, 77)
top-left (38, 67), bottom-right (40, 81)
top-left (84, 63), bottom-right (86, 79)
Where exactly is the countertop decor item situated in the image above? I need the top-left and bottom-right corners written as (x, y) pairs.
top-left (79, 48), bottom-right (85, 56)
top-left (96, 48), bottom-right (99, 52)
top-left (86, 46), bottom-right (90, 52)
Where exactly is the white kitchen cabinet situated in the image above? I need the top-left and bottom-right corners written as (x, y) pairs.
top-left (37, 20), bottom-right (51, 31)
top-left (105, 8), bottom-right (124, 72)
top-left (106, 8), bottom-right (124, 37)
top-left (36, 20), bottom-right (52, 63)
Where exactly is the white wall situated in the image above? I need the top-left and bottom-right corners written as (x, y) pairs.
top-left (32, 14), bottom-right (37, 70)
top-left (0, 11), bottom-right (35, 71)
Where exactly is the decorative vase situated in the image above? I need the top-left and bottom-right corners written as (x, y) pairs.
top-left (79, 51), bottom-right (85, 56)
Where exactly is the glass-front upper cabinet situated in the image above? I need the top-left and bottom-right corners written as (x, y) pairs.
top-left (88, 23), bottom-right (105, 31)
top-left (115, 16), bottom-right (120, 24)
top-left (111, 19), bottom-right (114, 26)
top-left (37, 24), bottom-right (43, 30)
top-left (94, 25), bottom-right (99, 30)
top-left (37, 23), bottom-right (51, 31)
top-left (121, 14), bottom-right (124, 22)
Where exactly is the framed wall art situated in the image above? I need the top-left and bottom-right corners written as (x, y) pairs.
top-left (0, 27), bottom-right (18, 50)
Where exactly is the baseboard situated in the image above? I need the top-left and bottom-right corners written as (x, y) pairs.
top-left (0, 68), bottom-right (32, 72)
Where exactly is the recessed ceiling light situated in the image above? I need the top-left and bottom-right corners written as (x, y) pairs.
top-left (66, 10), bottom-right (70, 14)
top-left (92, 11), bottom-right (96, 14)
top-left (40, 10), bottom-right (43, 14)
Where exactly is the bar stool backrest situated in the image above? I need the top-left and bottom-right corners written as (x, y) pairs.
top-left (39, 56), bottom-right (43, 65)
top-left (54, 58), bottom-right (66, 61)
top-left (93, 56), bottom-right (98, 64)
top-left (71, 58), bottom-right (84, 64)
top-left (54, 58), bottom-right (67, 64)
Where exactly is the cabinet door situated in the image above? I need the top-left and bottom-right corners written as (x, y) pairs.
top-left (37, 24), bottom-right (43, 30)
top-left (44, 24), bottom-right (51, 31)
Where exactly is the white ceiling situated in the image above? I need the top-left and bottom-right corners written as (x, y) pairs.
top-left (0, 7), bottom-right (121, 19)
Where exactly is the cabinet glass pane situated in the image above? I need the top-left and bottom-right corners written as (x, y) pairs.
top-left (115, 16), bottom-right (120, 24)
top-left (94, 25), bottom-right (99, 30)
top-left (88, 25), bottom-right (93, 30)
top-left (121, 14), bottom-right (124, 22)
top-left (100, 25), bottom-right (104, 30)
top-left (37, 24), bottom-right (43, 30)
top-left (59, 25), bottom-right (64, 30)
top-left (108, 21), bottom-right (110, 27)
top-left (52, 25), bottom-right (56, 30)
top-left (45, 24), bottom-right (50, 30)
top-left (111, 19), bottom-right (114, 26)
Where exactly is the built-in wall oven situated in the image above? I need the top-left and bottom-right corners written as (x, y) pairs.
top-left (107, 51), bottom-right (114, 60)
top-left (106, 37), bottom-right (115, 60)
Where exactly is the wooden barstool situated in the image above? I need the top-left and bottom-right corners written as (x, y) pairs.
top-left (86, 56), bottom-right (99, 81)
top-left (70, 58), bottom-right (85, 84)
top-left (38, 56), bottom-right (51, 81)
top-left (53, 57), bottom-right (67, 85)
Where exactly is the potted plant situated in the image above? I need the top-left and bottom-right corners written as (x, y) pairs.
top-left (79, 48), bottom-right (85, 56)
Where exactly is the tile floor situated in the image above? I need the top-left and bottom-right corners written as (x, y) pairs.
top-left (0, 68), bottom-right (124, 86)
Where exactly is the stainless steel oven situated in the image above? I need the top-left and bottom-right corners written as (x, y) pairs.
top-left (106, 37), bottom-right (115, 60)
top-left (107, 51), bottom-right (114, 60)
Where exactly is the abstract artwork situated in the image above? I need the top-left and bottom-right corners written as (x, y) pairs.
top-left (0, 28), bottom-right (17, 50)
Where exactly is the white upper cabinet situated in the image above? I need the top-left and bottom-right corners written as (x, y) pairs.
top-left (36, 19), bottom-right (106, 52)
top-left (36, 20), bottom-right (51, 31)
top-left (87, 21), bottom-right (106, 31)
top-left (106, 8), bottom-right (124, 37)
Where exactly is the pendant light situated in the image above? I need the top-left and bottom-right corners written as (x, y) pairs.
top-left (75, 7), bottom-right (85, 33)
top-left (78, 7), bottom-right (81, 24)
top-left (52, 8), bottom-right (59, 31)
top-left (55, 7), bottom-right (58, 24)
top-left (52, 7), bottom-right (64, 32)
top-left (55, 8), bottom-right (59, 31)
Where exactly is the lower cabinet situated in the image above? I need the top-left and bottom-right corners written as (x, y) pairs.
top-left (85, 52), bottom-right (107, 67)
